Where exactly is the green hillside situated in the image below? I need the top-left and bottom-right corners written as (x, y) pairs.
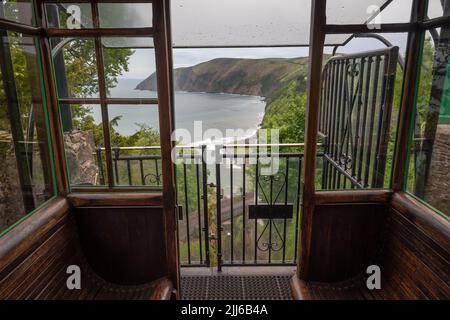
top-left (136, 57), bottom-right (309, 98)
top-left (136, 57), bottom-right (312, 141)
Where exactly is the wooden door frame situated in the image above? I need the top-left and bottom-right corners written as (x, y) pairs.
top-left (153, 0), bottom-right (179, 297)
top-left (297, 0), bottom-right (431, 281)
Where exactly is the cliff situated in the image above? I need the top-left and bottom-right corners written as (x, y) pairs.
top-left (135, 57), bottom-right (309, 99)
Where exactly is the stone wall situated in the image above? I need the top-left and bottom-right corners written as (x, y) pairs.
top-left (63, 130), bottom-right (99, 186)
top-left (424, 124), bottom-right (450, 213)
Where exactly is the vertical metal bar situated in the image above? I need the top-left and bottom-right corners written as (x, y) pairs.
top-left (374, 49), bottom-right (398, 188)
top-left (154, 158), bottom-right (160, 186)
top-left (333, 60), bottom-right (343, 188)
top-left (319, 72), bottom-right (325, 132)
top-left (365, 56), bottom-right (381, 186)
top-left (254, 149), bottom-right (259, 263)
top-left (201, 145), bottom-right (210, 266)
top-left (139, 159), bottom-right (145, 185)
top-left (327, 63), bottom-right (335, 189)
top-left (242, 160), bottom-right (246, 263)
top-left (282, 158), bottom-right (289, 263)
top-left (358, 56), bottom-right (373, 185)
top-left (373, 56), bottom-right (388, 187)
top-left (320, 153), bottom-right (326, 190)
top-left (344, 57), bottom-right (357, 181)
top-left (126, 160), bottom-right (132, 185)
top-left (329, 61), bottom-right (337, 161)
top-left (183, 162), bottom-right (191, 264)
top-left (325, 65), bottom-right (334, 189)
top-left (330, 61), bottom-right (340, 188)
top-left (230, 162), bottom-right (234, 263)
top-left (215, 163), bottom-right (222, 271)
top-left (352, 57), bottom-right (366, 180)
top-left (320, 67), bottom-right (329, 189)
top-left (195, 162), bottom-right (203, 264)
top-left (113, 148), bottom-right (119, 184)
top-left (335, 60), bottom-right (346, 188)
top-left (294, 157), bottom-right (302, 262)
top-left (268, 174), bottom-right (273, 263)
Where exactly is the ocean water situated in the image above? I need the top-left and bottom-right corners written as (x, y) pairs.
top-left (90, 79), bottom-right (266, 143)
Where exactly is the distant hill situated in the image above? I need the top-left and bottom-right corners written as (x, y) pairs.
top-left (135, 57), bottom-right (310, 99)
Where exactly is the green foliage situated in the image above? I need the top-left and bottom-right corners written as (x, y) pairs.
top-left (0, 33), bottom-right (39, 132)
top-left (415, 37), bottom-right (435, 133)
top-left (60, 39), bottom-right (132, 97)
top-left (261, 80), bottom-right (307, 144)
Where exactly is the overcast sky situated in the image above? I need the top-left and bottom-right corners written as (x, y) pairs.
top-left (121, 0), bottom-right (444, 79)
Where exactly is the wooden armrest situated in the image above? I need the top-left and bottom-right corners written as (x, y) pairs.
top-left (148, 277), bottom-right (173, 300)
top-left (290, 276), bottom-right (312, 300)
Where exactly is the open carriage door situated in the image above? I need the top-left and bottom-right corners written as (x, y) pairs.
top-left (297, 0), bottom-right (398, 284)
top-left (153, 0), bottom-right (179, 297)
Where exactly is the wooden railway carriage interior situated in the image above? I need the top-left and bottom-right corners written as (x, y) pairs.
top-left (0, 0), bottom-right (448, 300)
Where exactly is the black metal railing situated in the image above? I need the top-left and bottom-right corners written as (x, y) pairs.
top-left (95, 146), bottom-right (163, 187)
top-left (175, 143), bottom-right (307, 270)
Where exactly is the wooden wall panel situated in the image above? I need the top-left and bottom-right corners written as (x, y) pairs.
top-left (0, 200), bottom-right (172, 299)
top-left (292, 192), bottom-right (449, 299)
top-left (74, 207), bottom-right (167, 285)
top-left (308, 203), bottom-right (388, 282)
top-left (381, 193), bottom-right (450, 299)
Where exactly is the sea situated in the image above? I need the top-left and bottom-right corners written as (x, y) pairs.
top-left (89, 78), bottom-right (266, 144)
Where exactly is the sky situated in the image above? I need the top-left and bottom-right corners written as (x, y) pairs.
top-left (120, 0), bottom-right (445, 79)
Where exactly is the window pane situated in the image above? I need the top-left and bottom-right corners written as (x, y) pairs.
top-left (326, 0), bottom-right (401, 25)
top-left (406, 30), bottom-right (450, 217)
top-left (171, 0), bottom-right (311, 47)
top-left (61, 104), bottom-right (107, 187)
top-left (44, 3), bottom-right (93, 29)
top-left (427, 0), bottom-right (450, 20)
top-left (0, 1), bottom-right (34, 26)
top-left (98, 2), bottom-right (153, 28)
top-left (102, 37), bottom-right (157, 99)
top-left (0, 33), bottom-right (54, 234)
top-left (51, 38), bottom-right (99, 98)
top-left (107, 104), bottom-right (161, 187)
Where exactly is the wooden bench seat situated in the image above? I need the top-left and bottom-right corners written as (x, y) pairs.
top-left (291, 193), bottom-right (450, 300)
top-left (0, 198), bottom-right (173, 300)
top-left (292, 277), bottom-right (381, 300)
top-left (291, 274), bottom-right (421, 300)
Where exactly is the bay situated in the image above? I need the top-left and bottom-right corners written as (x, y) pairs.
top-left (90, 79), bottom-right (266, 143)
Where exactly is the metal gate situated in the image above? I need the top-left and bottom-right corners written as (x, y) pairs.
top-left (318, 47), bottom-right (399, 189)
top-left (177, 144), bottom-right (304, 271)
